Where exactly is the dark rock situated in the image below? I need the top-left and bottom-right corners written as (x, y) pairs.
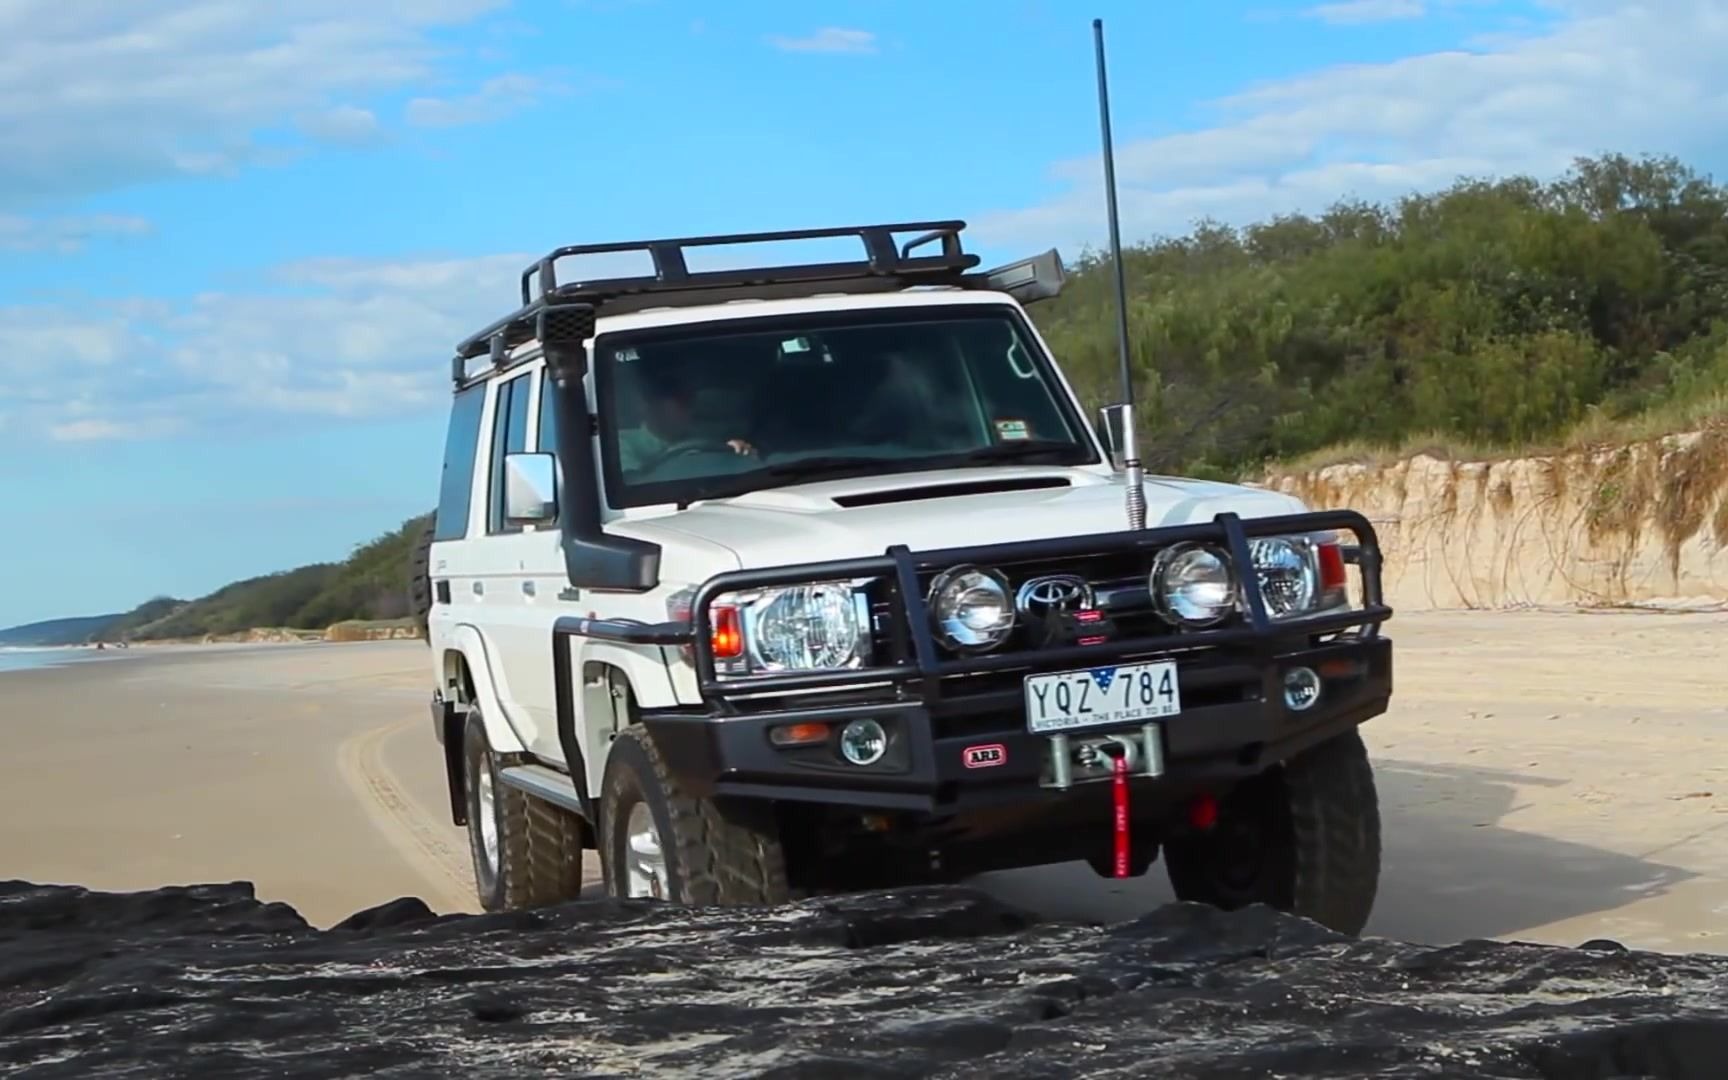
top-left (331, 896), bottom-right (438, 933)
top-left (0, 881), bottom-right (1723, 1078)
top-left (1578, 938), bottom-right (1630, 953)
top-left (465, 992), bottom-right (529, 1023)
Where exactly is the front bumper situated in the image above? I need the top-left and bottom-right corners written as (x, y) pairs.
top-left (643, 636), bottom-right (1391, 813)
top-left (611, 509), bottom-right (1395, 817)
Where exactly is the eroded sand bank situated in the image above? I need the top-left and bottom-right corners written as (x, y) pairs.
top-left (1269, 431), bottom-right (1728, 610)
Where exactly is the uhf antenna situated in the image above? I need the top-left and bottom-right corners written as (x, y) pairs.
top-left (1093, 17), bottom-right (1147, 529)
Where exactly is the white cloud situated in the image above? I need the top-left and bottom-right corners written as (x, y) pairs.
top-left (49, 418), bottom-right (182, 443)
top-left (0, 1), bottom-right (531, 204)
top-left (767, 27), bottom-right (877, 54)
top-left (1305, 0), bottom-right (1427, 25)
top-left (0, 248), bottom-right (658, 442)
top-left (975, 0), bottom-right (1728, 257)
top-left (405, 72), bottom-right (554, 127)
top-left (296, 105), bottom-right (386, 147)
top-left (0, 214), bottom-right (152, 253)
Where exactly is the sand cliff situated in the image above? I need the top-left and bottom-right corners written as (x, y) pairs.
top-left (1267, 428), bottom-right (1728, 611)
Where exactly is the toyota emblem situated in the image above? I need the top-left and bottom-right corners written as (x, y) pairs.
top-left (1014, 574), bottom-right (1094, 620)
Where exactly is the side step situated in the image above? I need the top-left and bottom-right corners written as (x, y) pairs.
top-left (498, 763), bottom-right (589, 819)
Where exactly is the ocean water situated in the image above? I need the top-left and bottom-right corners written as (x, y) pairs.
top-left (0, 647), bottom-right (120, 675)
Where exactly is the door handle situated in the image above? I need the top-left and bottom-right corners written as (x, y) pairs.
top-left (472, 581), bottom-right (484, 596)
top-left (522, 580), bottom-right (537, 598)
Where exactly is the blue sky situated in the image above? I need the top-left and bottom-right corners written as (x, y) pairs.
top-left (2, 0), bottom-right (1723, 627)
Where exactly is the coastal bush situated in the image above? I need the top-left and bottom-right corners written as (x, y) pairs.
top-left (1033, 152), bottom-right (1728, 474)
top-left (105, 515), bottom-right (434, 642)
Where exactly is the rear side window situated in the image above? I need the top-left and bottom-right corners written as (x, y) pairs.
top-left (434, 384), bottom-right (486, 541)
top-left (538, 369), bottom-right (559, 452)
top-left (487, 372), bottom-right (534, 534)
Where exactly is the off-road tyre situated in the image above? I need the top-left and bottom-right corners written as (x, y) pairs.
top-left (599, 724), bottom-right (790, 906)
top-left (463, 707), bottom-right (585, 912)
top-left (1162, 728), bottom-right (1380, 936)
top-left (407, 517), bottom-right (435, 643)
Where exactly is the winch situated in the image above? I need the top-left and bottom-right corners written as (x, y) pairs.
top-left (1039, 724), bottom-right (1165, 790)
top-left (1037, 726), bottom-right (1164, 880)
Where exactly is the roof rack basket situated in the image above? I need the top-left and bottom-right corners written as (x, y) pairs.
top-left (452, 220), bottom-right (1064, 369)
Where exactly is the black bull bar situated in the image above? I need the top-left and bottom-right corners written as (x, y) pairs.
top-left (660, 509), bottom-right (1393, 706)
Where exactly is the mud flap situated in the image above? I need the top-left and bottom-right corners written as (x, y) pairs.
top-left (433, 695), bottom-right (467, 826)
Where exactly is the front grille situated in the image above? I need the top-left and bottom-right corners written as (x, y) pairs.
top-left (850, 546), bottom-right (1267, 733)
top-left (872, 548), bottom-right (1250, 662)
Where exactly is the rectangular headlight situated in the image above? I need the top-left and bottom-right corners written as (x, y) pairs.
top-left (675, 579), bottom-right (876, 678)
top-left (1249, 532), bottom-right (1350, 620)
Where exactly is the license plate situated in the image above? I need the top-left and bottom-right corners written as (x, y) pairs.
top-left (1023, 661), bottom-right (1180, 734)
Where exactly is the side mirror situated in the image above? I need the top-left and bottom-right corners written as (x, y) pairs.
top-left (1098, 403), bottom-right (1137, 470)
top-left (503, 452), bottom-right (558, 526)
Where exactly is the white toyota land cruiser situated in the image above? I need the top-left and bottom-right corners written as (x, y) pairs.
top-left (411, 221), bottom-right (1395, 935)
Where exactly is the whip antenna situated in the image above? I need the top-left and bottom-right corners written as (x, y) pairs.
top-left (1092, 17), bottom-right (1147, 529)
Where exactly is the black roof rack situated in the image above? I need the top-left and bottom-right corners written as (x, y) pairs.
top-left (451, 220), bottom-right (1065, 372)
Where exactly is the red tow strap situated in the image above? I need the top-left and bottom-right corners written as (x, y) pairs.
top-left (1112, 751), bottom-right (1130, 878)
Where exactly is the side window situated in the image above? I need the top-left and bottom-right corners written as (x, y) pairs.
top-left (537, 369), bottom-right (559, 452)
top-left (434, 384), bottom-right (487, 541)
top-left (487, 372), bottom-right (534, 534)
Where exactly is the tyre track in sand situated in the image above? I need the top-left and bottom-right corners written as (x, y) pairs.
top-left (336, 714), bottom-right (477, 914)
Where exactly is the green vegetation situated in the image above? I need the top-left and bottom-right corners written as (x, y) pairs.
top-left (0, 613), bottom-right (125, 648)
top-left (45, 514), bottom-right (433, 644)
top-left (11, 152), bottom-right (1726, 641)
top-left (1031, 152), bottom-right (1728, 477)
top-left (93, 597), bottom-right (186, 642)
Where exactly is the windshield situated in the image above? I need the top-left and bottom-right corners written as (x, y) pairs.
top-left (592, 303), bottom-right (1098, 508)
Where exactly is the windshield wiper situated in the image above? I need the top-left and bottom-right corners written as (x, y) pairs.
top-left (678, 456), bottom-right (892, 505)
top-left (952, 439), bottom-right (1087, 464)
top-left (760, 455), bottom-right (895, 480)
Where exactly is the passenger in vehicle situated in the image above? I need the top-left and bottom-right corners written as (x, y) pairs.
top-left (618, 377), bottom-right (756, 474)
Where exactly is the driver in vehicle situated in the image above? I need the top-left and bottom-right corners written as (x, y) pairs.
top-left (618, 377), bottom-right (756, 474)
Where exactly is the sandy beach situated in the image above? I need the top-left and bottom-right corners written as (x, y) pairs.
top-left (0, 642), bottom-right (497, 928)
top-left (2, 610), bottom-right (1724, 951)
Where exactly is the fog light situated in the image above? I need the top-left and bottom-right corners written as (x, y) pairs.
top-left (838, 719), bottom-right (888, 766)
top-left (1283, 666), bottom-right (1321, 711)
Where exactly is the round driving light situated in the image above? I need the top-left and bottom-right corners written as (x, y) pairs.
top-left (928, 565), bottom-right (1015, 651)
top-left (1283, 666), bottom-right (1321, 711)
top-left (838, 719), bottom-right (888, 766)
top-left (1251, 537), bottom-right (1318, 618)
top-left (1150, 544), bottom-right (1236, 626)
